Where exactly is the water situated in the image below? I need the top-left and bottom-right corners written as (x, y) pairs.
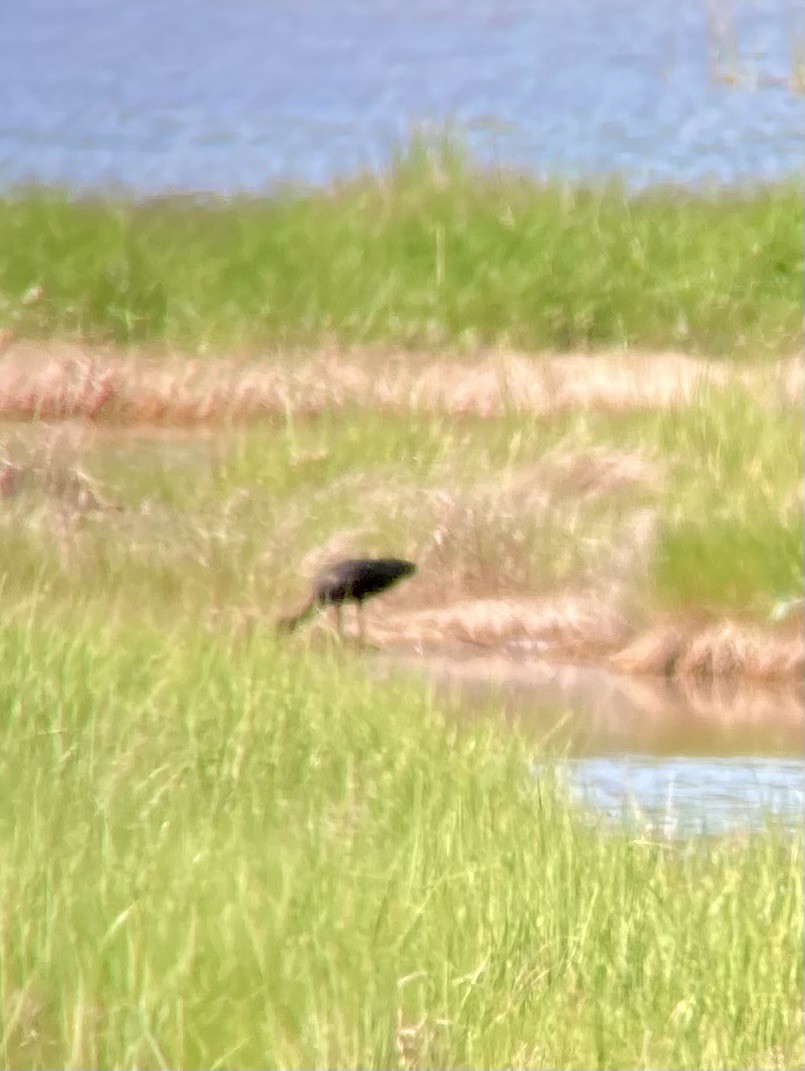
top-left (373, 652), bottom-right (805, 835)
top-left (561, 755), bottom-right (804, 836)
top-left (2, 0), bottom-right (802, 194)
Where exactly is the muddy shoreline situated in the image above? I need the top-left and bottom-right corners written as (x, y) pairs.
top-left (290, 593), bottom-right (803, 683)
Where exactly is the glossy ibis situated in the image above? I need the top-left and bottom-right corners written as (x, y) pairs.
top-left (277, 557), bottom-right (416, 642)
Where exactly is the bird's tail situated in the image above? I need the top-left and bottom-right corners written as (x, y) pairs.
top-left (276, 598), bottom-right (316, 634)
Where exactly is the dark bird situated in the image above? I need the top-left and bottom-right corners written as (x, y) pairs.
top-left (277, 557), bottom-right (416, 643)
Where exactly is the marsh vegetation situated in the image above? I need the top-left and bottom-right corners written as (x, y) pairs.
top-left (0, 151), bottom-right (802, 1068)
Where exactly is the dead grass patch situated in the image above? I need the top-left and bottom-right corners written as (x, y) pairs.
top-left (611, 620), bottom-right (804, 682)
top-left (367, 593), bottom-right (632, 658)
top-left (362, 598), bottom-right (804, 682)
top-left (0, 341), bottom-right (798, 424)
top-left (267, 449), bottom-right (657, 613)
top-left (281, 585), bottom-right (804, 680)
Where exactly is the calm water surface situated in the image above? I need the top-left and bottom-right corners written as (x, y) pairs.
top-left (2, 0), bottom-right (802, 193)
top-left (562, 756), bottom-right (804, 835)
top-left (374, 653), bottom-right (804, 835)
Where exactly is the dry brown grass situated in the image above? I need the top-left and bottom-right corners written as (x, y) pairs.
top-left (0, 341), bottom-right (799, 424)
top-left (406, 607), bottom-right (803, 682)
top-left (369, 593), bottom-right (632, 657)
top-left (266, 445), bottom-right (658, 616)
top-left (289, 590), bottom-right (804, 682)
top-left (611, 619), bottom-right (804, 682)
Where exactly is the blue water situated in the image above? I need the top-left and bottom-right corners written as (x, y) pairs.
top-left (561, 756), bottom-right (804, 836)
top-left (2, 0), bottom-right (802, 194)
top-left (378, 654), bottom-right (804, 834)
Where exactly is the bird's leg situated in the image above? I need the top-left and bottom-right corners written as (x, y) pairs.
top-left (335, 603), bottom-right (344, 641)
top-left (357, 600), bottom-right (365, 646)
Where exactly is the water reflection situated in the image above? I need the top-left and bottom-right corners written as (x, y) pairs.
top-left (372, 651), bottom-right (805, 834)
top-left (376, 651), bottom-right (804, 756)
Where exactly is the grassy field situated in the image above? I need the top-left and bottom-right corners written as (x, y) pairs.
top-left (0, 395), bottom-right (801, 1068)
top-left (0, 146), bottom-right (802, 1068)
top-left (0, 143), bottom-right (802, 356)
top-left (0, 610), bottom-right (801, 1070)
top-left (0, 377), bottom-right (799, 1066)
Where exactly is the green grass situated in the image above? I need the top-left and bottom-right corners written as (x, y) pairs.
top-left (1, 138), bottom-right (801, 1070)
top-left (648, 387), bottom-right (804, 611)
top-left (0, 339), bottom-right (800, 1066)
top-left (0, 610), bottom-right (801, 1069)
top-left (0, 140), bottom-right (802, 355)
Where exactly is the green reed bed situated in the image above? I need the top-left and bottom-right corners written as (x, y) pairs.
top-left (0, 143), bottom-right (801, 355)
top-left (648, 387), bottom-right (804, 612)
top-left (0, 611), bottom-right (801, 1070)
